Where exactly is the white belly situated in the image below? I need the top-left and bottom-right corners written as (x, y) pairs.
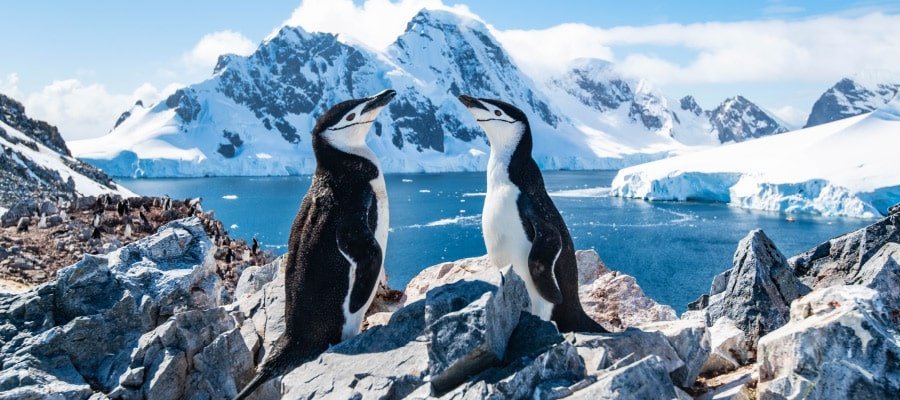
top-left (483, 179), bottom-right (555, 320)
top-left (340, 173), bottom-right (389, 340)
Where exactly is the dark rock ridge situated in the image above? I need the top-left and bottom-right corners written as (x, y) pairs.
top-left (805, 78), bottom-right (900, 128)
top-left (709, 96), bottom-right (790, 143)
top-left (0, 93), bottom-right (120, 208)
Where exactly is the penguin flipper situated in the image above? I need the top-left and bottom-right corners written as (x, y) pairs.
top-left (337, 214), bottom-right (384, 313)
top-left (527, 223), bottom-right (565, 305)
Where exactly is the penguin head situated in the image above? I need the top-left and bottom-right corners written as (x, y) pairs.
top-left (314, 90), bottom-right (397, 149)
top-left (458, 95), bottom-right (529, 152)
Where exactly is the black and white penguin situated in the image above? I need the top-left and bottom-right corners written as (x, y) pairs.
top-left (251, 237), bottom-right (259, 255)
top-left (458, 95), bottom-right (607, 333)
top-left (235, 89), bottom-right (396, 400)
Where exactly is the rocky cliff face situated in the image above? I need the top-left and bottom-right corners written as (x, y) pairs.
top-left (805, 78), bottom-right (900, 128)
top-left (0, 93), bottom-right (129, 209)
top-left (708, 96), bottom-right (790, 143)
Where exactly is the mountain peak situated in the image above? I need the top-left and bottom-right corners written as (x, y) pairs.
top-left (805, 77), bottom-right (899, 128)
top-left (710, 95), bottom-right (788, 143)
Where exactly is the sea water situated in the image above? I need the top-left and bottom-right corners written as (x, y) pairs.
top-left (121, 171), bottom-right (869, 313)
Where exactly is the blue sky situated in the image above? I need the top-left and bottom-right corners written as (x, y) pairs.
top-left (2, 0), bottom-right (899, 139)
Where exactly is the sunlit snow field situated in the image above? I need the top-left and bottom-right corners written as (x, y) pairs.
top-left (122, 171), bottom-right (869, 313)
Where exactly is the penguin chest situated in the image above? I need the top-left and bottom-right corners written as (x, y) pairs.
top-left (483, 185), bottom-right (531, 269)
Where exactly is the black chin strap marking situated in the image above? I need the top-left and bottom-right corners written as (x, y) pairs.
top-left (476, 118), bottom-right (516, 124)
top-left (328, 119), bottom-right (376, 131)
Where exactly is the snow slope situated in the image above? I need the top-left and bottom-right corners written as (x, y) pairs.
top-left (610, 98), bottom-right (900, 218)
top-left (0, 119), bottom-right (134, 200)
top-left (69, 9), bottom-right (787, 178)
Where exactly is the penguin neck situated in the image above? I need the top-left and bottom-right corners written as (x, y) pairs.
top-left (313, 135), bottom-right (380, 183)
top-left (487, 124), bottom-right (534, 189)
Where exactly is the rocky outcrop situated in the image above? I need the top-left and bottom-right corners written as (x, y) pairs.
top-left (0, 218), bottom-right (226, 398)
top-left (402, 250), bottom-right (676, 332)
top-left (691, 229), bottom-right (809, 362)
top-left (789, 212), bottom-right (900, 321)
top-left (757, 286), bottom-right (900, 399)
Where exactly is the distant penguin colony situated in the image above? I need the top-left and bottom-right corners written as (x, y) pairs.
top-left (235, 89), bottom-right (397, 400)
top-left (458, 94), bottom-right (607, 333)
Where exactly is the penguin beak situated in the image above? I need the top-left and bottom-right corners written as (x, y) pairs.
top-left (361, 89), bottom-right (397, 115)
top-left (458, 94), bottom-right (488, 111)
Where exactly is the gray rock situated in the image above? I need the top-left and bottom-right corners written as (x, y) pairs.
top-left (696, 368), bottom-right (754, 400)
top-left (569, 356), bottom-right (678, 399)
top-left (640, 318), bottom-right (711, 388)
top-left (0, 218), bottom-right (224, 398)
top-left (426, 267), bottom-right (530, 393)
top-left (39, 200), bottom-right (59, 216)
top-left (790, 212), bottom-right (899, 290)
top-left (442, 341), bottom-right (586, 400)
top-left (281, 300), bottom-right (430, 400)
top-left (856, 243), bottom-right (900, 326)
top-left (1, 199), bottom-right (37, 227)
top-left (705, 230), bottom-right (809, 350)
top-left (700, 317), bottom-right (750, 375)
top-left (567, 328), bottom-right (683, 377)
top-left (757, 285), bottom-right (900, 399)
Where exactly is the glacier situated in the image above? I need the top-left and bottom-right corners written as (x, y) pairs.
top-left (68, 9), bottom-right (789, 178)
top-left (610, 98), bottom-right (900, 218)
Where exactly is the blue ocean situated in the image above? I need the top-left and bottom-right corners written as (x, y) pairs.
top-left (121, 171), bottom-right (868, 313)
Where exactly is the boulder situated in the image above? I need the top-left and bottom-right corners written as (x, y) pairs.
top-left (856, 243), bottom-right (900, 326)
top-left (426, 267), bottom-right (530, 393)
top-left (757, 286), bottom-right (900, 399)
top-left (640, 318), bottom-right (711, 387)
top-left (0, 218), bottom-right (224, 398)
top-left (579, 270), bottom-right (677, 332)
top-left (567, 328), bottom-right (683, 378)
top-left (696, 366), bottom-right (755, 400)
top-left (1, 199), bottom-right (37, 227)
top-left (569, 356), bottom-right (679, 400)
top-left (789, 211), bottom-right (899, 289)
top-left (700, 317), bottom-right (750, 375)
top-left (704, 230), bottom-right (809, 349)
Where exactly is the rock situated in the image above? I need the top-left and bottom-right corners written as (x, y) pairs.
top-left (890, 202), bottom-right (900, 215)
top-left (1, 199), bottom-right (37, 227)
top-left (426, 267), bottom-right (530, 393)
top-left (0, 218), bottom-right (224, 397)
top-left (567, 328), bottom-right (683, 378)
top-left (640, 318), bottom-right (711, 387)
top-left (696, 366), bottom-right (755, 400)
top-left (442, 341), bottom-right (586, 400)
top-left (281, 300), bottom-right (430, 400)
top-left (700, 317), bottom-right (750, 375)
top-left (45, 214), bottom-right (63, 227)
top-left (234, 257), bottom-right (280, 300)
top-left (704, 230), bottom-right (809, 350)
top-left (39, 200), bottom-right (59, 216)
top-left (404, 255), bottom-right (493, 304)
top-left (757, 286), bottom-right (900, 399)
top-left (569, 356), bottom-right (679, 399)
top-left (575, 249), bottom-right (608, 285)
top-left (856, 243), bottom-right (900, 326)
top-left (579, 271), bottom-right (677, 331)
top-left (790, 211), bottom-right (899, 290)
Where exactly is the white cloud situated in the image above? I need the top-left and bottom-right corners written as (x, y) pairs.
top-left (6, 77), bottom-right (181, 140)
top-left (0, 73), bottom-right (23, 98)
top-left (277, 0), bottom-right (478, 50)
top-left (771, 105), bottom-right (806, 127)
top-left (182, 30), bottom-right (256, 71)
top-left (494, 13), bottom-right (900, 86)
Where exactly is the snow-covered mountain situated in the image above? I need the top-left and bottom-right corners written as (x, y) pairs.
top-left (805, 78), bottom-right (899, 128)
top-left (71, 9), bottom-right (789, 177)
top-left (611, 97), bottom-right (900, 218)
top-left (0, 93), bottom-right (133, 211)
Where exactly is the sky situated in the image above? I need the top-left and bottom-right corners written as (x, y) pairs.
top-left (1, 0), bottom-right (899, 139)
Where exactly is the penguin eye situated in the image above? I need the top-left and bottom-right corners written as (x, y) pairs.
top-left (494, 110), bottom-right (502, 116)
top-left (346, 113), bottom-right (356, 122)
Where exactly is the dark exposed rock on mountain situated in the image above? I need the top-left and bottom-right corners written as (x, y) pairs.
top-left (709, 96), bottom-right (790, 143)
top-left (805, 78), bottom-right (900, 128)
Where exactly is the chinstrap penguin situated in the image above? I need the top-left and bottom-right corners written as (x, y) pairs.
top-left (458, 94), bottom-right (607, 333)
top-left (234, 89), bottom-right (396, 400)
